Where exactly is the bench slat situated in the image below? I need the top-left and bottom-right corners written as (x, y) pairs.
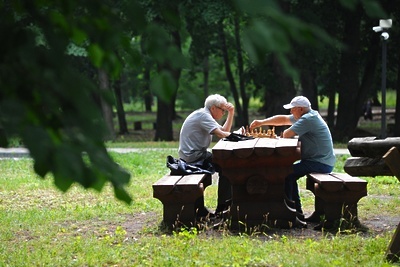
top-left (330, 172), bottom-right (367, 191)
top-left (177, 174), bottom-right (207, 192)
top-left (152, 175), bottom-right (183, 195)
top-left (308, 173), bottom-right (343, 192)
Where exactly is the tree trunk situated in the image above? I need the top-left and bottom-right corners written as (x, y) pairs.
top-left (113, 78), bottom-right (128, 134)
top-left (327, 91), bottom-right (336, 129)
top-left (356, 28), bottom-right (380, 118)
top-left (300, 69), bottom-right (319, 111)
top-left (202, 56), bottom-right (209, 99)
top-left (334, 7), bottom-right (362, 142)
top-left (140, 33), bottom-right (153, 113)
top-left (143, 66), bottom-right (152, 112)
top-left (154, 30), bottom-right (182, 141)
top-left (263, 55), bottom-right (296, 117)
top-left (170, 30), bottom-right (181, 121)
top-left (98, 69), bottom-right (115, 140)
top-left (218, 20), bottom-right (243, 127)
top-left (234, 14), bottom-right (249, 126)
top-left (155, 98), bottom-right (174, 141)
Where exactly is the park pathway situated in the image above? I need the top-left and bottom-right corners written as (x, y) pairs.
top-left (0, 147), bottom-right (350, 158)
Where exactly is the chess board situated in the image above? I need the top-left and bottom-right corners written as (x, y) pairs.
top-left (244, 126), bottom-right (278, 138)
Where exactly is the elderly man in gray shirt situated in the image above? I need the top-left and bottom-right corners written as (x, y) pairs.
top-left (179, 94), bottom-right (235, 216)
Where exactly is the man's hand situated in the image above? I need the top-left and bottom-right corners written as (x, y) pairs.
top-left (249, 120), bottom-right (263, 130)
top-left (233, 126), bottom-right (245, 135)
top-left (221, 102), bottom-right (234, 113)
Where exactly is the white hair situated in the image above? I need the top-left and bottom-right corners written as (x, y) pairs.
top-left (204, 94), bottom-right (227, 109)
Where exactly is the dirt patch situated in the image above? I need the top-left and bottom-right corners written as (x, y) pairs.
top-left (64, 210), bottom-right (398, 241)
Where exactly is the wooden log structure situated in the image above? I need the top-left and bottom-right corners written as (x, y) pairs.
top-left (347, 137), bottom-right (400, 158)
top-left (344, 137), bottom-right (400, 262)
top-left (344, 137), bottom-right (400, 177)
top-left (382, 147), bottom-right (400, 262)
top-left (383, 146), bottom-right (400, 182)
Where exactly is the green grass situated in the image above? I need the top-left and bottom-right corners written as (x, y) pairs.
top-left (0, 151), bottom-right (399, 266)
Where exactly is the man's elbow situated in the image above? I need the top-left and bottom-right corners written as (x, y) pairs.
top-left (282, 130), bottom-right (295, 138)
top-left (218, 132), bottom-right (230, 139)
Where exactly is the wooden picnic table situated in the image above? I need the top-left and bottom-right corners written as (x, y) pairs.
top-left (212, 137), bottom-right (301, 229)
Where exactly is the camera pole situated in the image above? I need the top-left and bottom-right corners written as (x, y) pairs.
top-left (380, 35), bottom-right (387, 139)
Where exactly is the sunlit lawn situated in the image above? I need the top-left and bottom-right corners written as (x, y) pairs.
top-left (0, 150), bottom-right (399, 266)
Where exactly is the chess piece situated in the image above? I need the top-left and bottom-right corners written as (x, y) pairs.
top-left (262, 129), bottom-right (266, 138)
top-left (267, 129), bottom-right (272, 138)
top-left (271, 127), bottom-right (277, 138)
top-left (253, 128), bottom-right (258, 137)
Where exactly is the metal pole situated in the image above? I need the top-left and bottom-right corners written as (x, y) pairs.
top-left (380, 37), bottom-right (387, 139)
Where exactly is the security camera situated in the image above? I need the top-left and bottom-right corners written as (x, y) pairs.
top-left (381, 32), bottom-right (389, 40)
top-left (380, 19), bottom-right (392, 29)
top-left (372, 19), bottom-right (392, 33)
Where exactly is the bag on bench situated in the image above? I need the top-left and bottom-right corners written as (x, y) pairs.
top-left (166, 155), bottom-right (215, 175)
top-left (223, 132), bottom-right (254, 142)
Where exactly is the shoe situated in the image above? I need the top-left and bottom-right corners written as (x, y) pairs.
top-left (295, 217), bottom-right (307, 228)
top-left (211, 216), bottom-right (225, 228)
top-left (284, 197), bottom-right (295, 208)
top-left (296, 212), bottom-right (305, 221)
top-left (214, 206), bottom-right (230, 220)
top-left (196, 207), bottom-right (215, 218)
top-left (215, 202), bottom-right (231, 214)
top-left (305, 212), bottom-right (322, 223)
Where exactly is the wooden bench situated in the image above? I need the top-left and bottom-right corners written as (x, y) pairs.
top-left (152, 173), bottom-right (212, 227)
top-left (305, 172), bottom-right (368, 227)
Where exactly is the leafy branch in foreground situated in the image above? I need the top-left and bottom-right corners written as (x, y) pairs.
top-left (0, 1), bottom-right (145, 203)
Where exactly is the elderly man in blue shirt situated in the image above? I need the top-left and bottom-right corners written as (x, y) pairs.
top-left (250, 96), bottom-right (336, 227)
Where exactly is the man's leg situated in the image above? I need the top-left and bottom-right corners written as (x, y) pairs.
top-left (292, 181), bottom-right (303, 214)
top-left (285, 173), bottom-right (304, 219)
top-left (216, 174), bottom-right (232, 213)
top-left (285, 173), bottom-right (296, 202)
top-left (204, 154), bottom-right (232, 214)
top-left (286, 161), bottom-right (316, 214)
top-left (291, 160), bottom-right (333, 221)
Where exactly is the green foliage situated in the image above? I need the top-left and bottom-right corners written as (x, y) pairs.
top-left (0, 1), bottom-right (150, 203)
top-left (238, 0), bottom-right (336, 68)
top-left (150, 70), bottom-right (178, 102)
top-left (339, 0), bottom-right (387, 17)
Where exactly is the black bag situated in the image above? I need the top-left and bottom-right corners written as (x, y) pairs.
top-left (166, 155), bottom-right (215, 175)
top-left (223, 132), bottom-right (254, 142)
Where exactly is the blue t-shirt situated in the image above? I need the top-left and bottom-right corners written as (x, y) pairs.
top-left (178, 108), bottom-right (220, 163)
top-left (289, 109), bottom-right (336, 167)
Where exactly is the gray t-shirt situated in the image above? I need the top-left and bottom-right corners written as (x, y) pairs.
top-left (178, 108), bottom-right (221, 163)
top-left (289, 109), bottom-right (336, 167)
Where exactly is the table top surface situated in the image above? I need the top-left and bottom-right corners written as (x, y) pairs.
top-left (212, 137), bottom-right (300, 160)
